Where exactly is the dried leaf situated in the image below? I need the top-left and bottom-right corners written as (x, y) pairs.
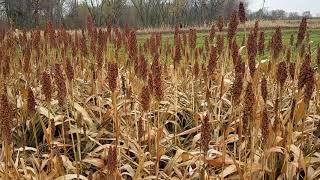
top-left (221, 164), bottom-right (237, 178)
top-left (83, 158), bottom-right (105, 168)
top-left (55, 174), bottom-right (87, 180)
top-left (74, 102), bottom-right (95, 128)
top-left (294, 100), bottom-right (306, 123)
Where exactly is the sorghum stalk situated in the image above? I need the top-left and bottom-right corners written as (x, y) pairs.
top-left (54, 64), bottom-right (67, 156)
top-left (140, 84), bottom-right (150, 146)
top-left (0, 92), bottom-right (13, 178)
top-left (200, 114), bottom-right (210, 177)
top-left (173, 28), bottom-right (181, 145)
top-left (108, 62), bottom-right (119, 146)
top-left (66, 58), bottom-right (82, 174)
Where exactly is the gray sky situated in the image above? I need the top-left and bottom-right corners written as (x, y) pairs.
top-left (248, 0), bottom-right (320, 15)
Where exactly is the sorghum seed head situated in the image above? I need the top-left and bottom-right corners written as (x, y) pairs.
top-left (276, 62), bottom-right (288, 89)
top-left (217, 34), bottom-right (224, 56)
top-left (138, 117), bottom-right (144, 141)
top-left (242, 82), bottom-right (255, 135)
top-left (139, 53), bottom-right (148, 81)
top-left (189, 29), bottom-right (197, 49)
top-left (207, 46), bottom-right (217, 77)
top-left (151, 55), bottom-right (163, 101)
top-left (289, 62), bottom-right (295, 80)
top-left (232, 57), bottom-right (245, 104)
top-left (201, 114), bottom-right (211, 154)
top-left (261, 76), bottom-right (268, 102)
top-left (248, 55), bottom-right (256, 77)
top-left (298, 53), bottom-right (311, 89)
top-left (247, 30), bottom-right (257, 60)
top-left (42, 72), bottom-right (52, 103)
top-left (227, 10), bottom-right (239, 47)
top-left (209, 24), bottom-right (215, 42)
top-left (106, 146), bottom-right (117, 174)
top-left (194, 59), bottom-right (200, 79)
top-left (65, 58), bottom-right (74, 81)
top-left (147, 72), bottom-right (153, 95)
top-left (271, 27), bottom-right (283, 59)
top-left (140, 85), bottom-right (150, 112)
top-left (128, 31), bottom-right (138, 61)
top-left (296, 17), bottom-right (307, 47)
top-left (258, 31), bottom-right (265, 55)
top-left (0, 93), bottom-right (13, 144)
top-left (217, 16), bottom-right (224, 32)
top-left (27, 86), bottom-right (36, 114)
top-left (304, 68), bottom-right (315, 106)
top-left (238, 1), bottom-right (246, 23)
top-left (231, 39), bottom-right (239, 65)
top-left (54, 64), bottom-right (67, 108)
top-left (107, 62), bottom-right (118, 93)
top-left (300, 43), bottom-right (305, 58)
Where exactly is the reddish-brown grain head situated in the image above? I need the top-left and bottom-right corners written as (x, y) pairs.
top-left (139, 53), bottom-right (148, 81)
top-left (54, 64), bottom-right (67, 108)
top-left (189, 29), bottom-right (197, 49)
top-left (276, 62), bottom-right (288, 89)
top-left (271, 27), bottom-right (283, 60)
top-left (151, 54), bottom-right (163, 102)
top-left (296, 17), bottom-right (307, 47)
top-left (242, 82), bottom-right (255, 135)
top-left (42, 72), bottom-right (52, 103)
top-left (138, 117), bottom-right (144, 141)
top-left (209, 24), bottom-right (216, 42)
top-left (231, 39), bottom-right (239, 65)
top-left (217, 34), bottom-right (224, 56)
top-left (207, 46), bottom-right (217, 77)
top-left (27, 87), bottom-right (36, 114)
top-left (304, 68), bottom-right (314, 106)
top-left (289, 62), bottom-right (295, 80)
top-left (65, 58), bottom-right (74, 81)
top-left (201, 114), bottom-right (211, 153)
top-left (258, 31), bottom-right (265, 55)
top-left (106, 146), bottom-right (117, 174)
top-left (107, 62), bottom-right (118, 93)
top-left (0, 93), bottom-right (14, 144)
top-left (217, 16), bottom-right (224, 32)
top-left (261, 76), bottom-right (268, 102)
top-left (227, 10), bottom-right (239, 47)
top-left (140, 85), bottom-right (151, 112)
top-left (238, 1), bottom-right (246, 23)
top-left (194, 59), bottom-right (200, 79)
top-left (298, 53), bottom-right (311, 89)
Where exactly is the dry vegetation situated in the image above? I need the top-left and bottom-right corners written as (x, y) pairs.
top-left (0, 4), bottom-right (320, 180)
top-left (136, 19), bottom-right (320, 34)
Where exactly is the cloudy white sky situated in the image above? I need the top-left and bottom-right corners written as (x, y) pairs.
top-left (248, 0), bottom-right (320, 15)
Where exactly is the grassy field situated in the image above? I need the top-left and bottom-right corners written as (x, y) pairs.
top-left (137, 28), bottom-right (320, 64)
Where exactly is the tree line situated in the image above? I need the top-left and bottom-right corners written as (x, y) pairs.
top-left (0, 0), bottom-right (245, 29)
top-left (0, 0), bottom-right (316, 30)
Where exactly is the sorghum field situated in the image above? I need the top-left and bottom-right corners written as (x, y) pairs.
top-left (1, 7), bottom-right (320, 180)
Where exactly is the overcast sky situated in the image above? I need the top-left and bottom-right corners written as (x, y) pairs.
top-left (248, 0), bottom-right (320, 15)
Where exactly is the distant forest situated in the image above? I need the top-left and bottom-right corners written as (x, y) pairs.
top-left (0, 0), bottom-right (315, 29)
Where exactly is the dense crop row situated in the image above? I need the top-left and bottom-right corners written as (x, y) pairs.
top-left (0, 3), bottom-right (319, 179)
